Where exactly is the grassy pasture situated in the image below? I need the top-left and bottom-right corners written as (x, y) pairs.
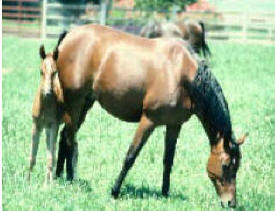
top-left (2, 36), bottom-right (274, 210)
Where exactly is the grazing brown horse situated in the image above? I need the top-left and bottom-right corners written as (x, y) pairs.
top-left (29, 45), bottom-right (64, 183)
top-left (140, 20), bottom-right (211, 58)
top-left (54, 24), bottom-right (246, 208)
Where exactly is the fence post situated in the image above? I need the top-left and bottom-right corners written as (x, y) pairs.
top-left (41, 0), bottom-right (47, 41)
top-left (171, 4), bottom-right (177, 21)
top-left (100, 0), bottom-right (107, 25)
top-left (242, 12), bottom-right (247, 41)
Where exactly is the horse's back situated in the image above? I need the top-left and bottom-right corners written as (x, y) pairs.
top-left (57, 24), bottom-right (154, 88)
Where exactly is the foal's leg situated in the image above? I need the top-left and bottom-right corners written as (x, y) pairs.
top-left (162, 125), bottom-right (181, 196)
top-left (28, 122), bottom-right (42, 181)
top-left (111, 115), bottom-right (155, 198)
top-left (45, 124), bottom-right (58, 183)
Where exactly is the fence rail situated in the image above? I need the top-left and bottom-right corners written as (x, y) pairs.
top-left (2, 0), bottom-right (275, 42)
top-left (2, 0), bottom-right (41, 38)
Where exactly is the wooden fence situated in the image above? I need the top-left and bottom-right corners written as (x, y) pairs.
top-left (204, 11), bottom-right (275, 41)
top-left (3, 0), bottom-right (41, 38)
top-left (2, 0), bottom-right (275, 42)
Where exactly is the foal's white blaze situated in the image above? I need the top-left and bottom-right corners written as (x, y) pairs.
top-left (43, 59), bottom-right (53, 96)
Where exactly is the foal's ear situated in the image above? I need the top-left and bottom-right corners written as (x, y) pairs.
top-left (237, 132), bottom-right (249, 145)
top-left (39, 45), bottom-right (46, 60)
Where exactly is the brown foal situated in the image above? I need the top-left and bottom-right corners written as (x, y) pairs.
top-left (29, 45), bottom-right (64, 183)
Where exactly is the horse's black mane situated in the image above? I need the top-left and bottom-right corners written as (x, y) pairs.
top-left (186, 61), bottom-right (232, 146)
top-left (53, 31), bottom-right (67, 60)
top-left (57, 31), bottom-right (67, 47)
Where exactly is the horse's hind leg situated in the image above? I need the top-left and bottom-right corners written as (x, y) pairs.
top-left (162, 125), bottom-right (181, 196)
top-left (28, 122), bottom-right (41, 181)
top-left (111, 114), bottom-right (155, 198)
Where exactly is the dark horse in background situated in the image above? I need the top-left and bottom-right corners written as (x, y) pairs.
top-left (140, 20), bottom-right (211, 58)
top-left (53, 24), bottom-right (246, 208)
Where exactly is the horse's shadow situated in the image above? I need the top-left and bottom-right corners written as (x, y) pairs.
top-left (57, 178), bottom-right (93, 193)
top-left (119, 183), bottom-right (187, 201)
top-left (76, 179), bottom-right (93, 193)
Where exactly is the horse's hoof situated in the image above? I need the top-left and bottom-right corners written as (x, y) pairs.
top-left (111, 188), bottom-right (120, 199)
top-left (66, 174), bottom-right (74, 181)
top-left (162, 190), bottom-right (169, 197)
top-left (55, 171), bottom-right (63, 178)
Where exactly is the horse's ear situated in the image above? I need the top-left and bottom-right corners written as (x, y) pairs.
top-left (39, 45), bottom-right (46, 59)
top-left (236, 132), bottom-right (248, 145)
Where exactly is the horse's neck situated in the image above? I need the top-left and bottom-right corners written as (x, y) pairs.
top-left (188, 63), bottom-right (232, 145)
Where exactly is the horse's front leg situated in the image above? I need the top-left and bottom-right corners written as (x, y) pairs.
top-left (57, 95), bottom-right (95, 180)
top-left (111, 114), bottom-right (155, 198)
top-left (45, 123), bottom-right (58, 183)
top-left (56, 127), bottom-right (67, 178)
top-left (162, 125), bottom-right (181, 196)
top-left (28, 121), bottom-right (42, 181)
top-left (56, 120), bottom-right (79, 181)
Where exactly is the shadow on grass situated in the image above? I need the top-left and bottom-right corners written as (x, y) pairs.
top-left (76, 179), bottom-right (93, 193)
top-left (57, 178), bottom-right (92, 193)
top-left (119, 183), bottom-right (187, 201)
top-left (236, 206), bottom-right (245, 211)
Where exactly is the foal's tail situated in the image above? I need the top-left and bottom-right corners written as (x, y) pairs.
top-left (53, 31), bottom-right (68, 61)
top-left (199, 21), bottom-right (211, 58)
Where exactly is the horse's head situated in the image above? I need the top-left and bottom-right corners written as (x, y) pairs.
top-left (39, 45), bottom-right (63, 102)
top-left (140, 21), bottom-right (162, 38)
top-left (207, 133), bottom-right (248, 208)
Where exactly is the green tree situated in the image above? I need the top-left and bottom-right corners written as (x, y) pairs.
top-left (134, 0), bottom-right (197, 12)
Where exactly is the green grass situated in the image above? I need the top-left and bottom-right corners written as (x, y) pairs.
top-left (2, 36), bottom-right (274, 210)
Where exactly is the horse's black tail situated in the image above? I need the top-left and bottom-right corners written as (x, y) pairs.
top-left (53, 31), bottom-right (67, 61)
top-left (199, 21), bottom-right (211, 58)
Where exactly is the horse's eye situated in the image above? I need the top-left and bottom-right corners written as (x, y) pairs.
top-left (222, 164), bottom-right (228, 171)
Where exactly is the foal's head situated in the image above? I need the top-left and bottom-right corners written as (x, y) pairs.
top-left (39, 45), bottom-right (62, 101)
top-left (207, 133), bottom-right (248, 208)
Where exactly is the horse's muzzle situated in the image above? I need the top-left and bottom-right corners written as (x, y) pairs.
top-left (221, 200), bottom-right (236, 208)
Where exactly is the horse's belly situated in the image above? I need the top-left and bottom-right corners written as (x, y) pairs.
top-left (147, 106), bottom-right (192, 125)
top-left (96, 90), bottom-right (144, 122)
